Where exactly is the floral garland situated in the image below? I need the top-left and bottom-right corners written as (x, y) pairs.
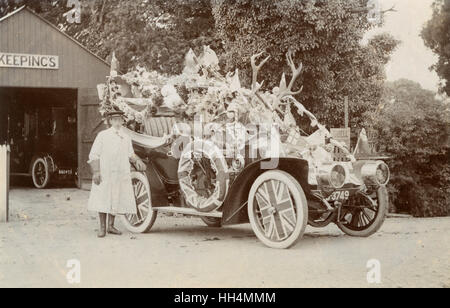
top-left (97, 47), bottom-right (302, 133)
top-left (98, 65), bottom-right (167, 124)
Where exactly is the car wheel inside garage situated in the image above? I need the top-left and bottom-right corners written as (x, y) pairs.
top-left (31, 157), bottom-right (51, 189)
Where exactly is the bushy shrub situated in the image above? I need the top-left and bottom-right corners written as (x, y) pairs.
top-left (367, 79), bottom-right (450, 217)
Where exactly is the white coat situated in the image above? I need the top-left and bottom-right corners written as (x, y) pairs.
top-left (87, 127), bottom-right (137, 215)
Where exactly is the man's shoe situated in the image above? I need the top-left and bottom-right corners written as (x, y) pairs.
top-left (107, 214), bottom-right (122, 235)
top-left (97, 213), bottom-right (107, 238)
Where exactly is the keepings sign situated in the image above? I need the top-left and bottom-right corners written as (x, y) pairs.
top-left (0, 52), bottom-right (59, 70)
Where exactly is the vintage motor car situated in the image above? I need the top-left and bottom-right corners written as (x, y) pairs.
top-left (98, 48), bottom-right (390, 249)
top-left (9, 106), bottom-right (78, 189)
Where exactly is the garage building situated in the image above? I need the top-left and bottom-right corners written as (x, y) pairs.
top-left (0, 6), bottom-right (109, 189)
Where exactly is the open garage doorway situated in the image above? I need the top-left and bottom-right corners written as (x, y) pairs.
top-left (0, 87), bottom-right (78, 189)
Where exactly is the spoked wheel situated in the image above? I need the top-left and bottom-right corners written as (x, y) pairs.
top-left (121, 172), bottom-right (157, 233)
top-left (31, 157), bottom-right (51, 189)
top-left (248, 171), bottom-right (308, 249)
top-left (200, 217), bottom-right (222, 228)
top-left (336, 186), bottom-right (388, 237)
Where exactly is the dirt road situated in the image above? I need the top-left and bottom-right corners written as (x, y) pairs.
top-left (0, 188), bottom-right (449, 288)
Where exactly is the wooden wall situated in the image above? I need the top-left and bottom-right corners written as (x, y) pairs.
top-left (0, 8), bottom-right (110, 89)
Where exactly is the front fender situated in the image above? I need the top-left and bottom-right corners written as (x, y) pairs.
top-left (29, 153), bottom-right (56, 174)
top-left (221, 158), bottom-right (310, 226)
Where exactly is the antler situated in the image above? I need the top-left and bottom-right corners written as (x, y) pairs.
top-left (277, 50), bottom-right (303, 100)
top-left (251, 52), bottom-right (270, 92)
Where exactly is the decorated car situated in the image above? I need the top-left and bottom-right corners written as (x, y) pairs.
top-left (96, 47), bottom-right (390, 249)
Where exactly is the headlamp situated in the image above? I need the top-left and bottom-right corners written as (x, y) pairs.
top-left (317, 163), bottom-right (348, 189)
top-left (356, 161), bottom-right (390, 186)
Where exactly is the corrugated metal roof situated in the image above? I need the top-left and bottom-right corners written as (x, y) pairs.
top-left (0, 5), bottom-right (110, 68)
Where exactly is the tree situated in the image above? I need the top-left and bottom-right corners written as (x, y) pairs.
top-left (211, 0), bottom-right (399, 128)
top-left (368, 79), bottom-right (450, 217)
top-left (422, 0), bottom-right (450, 96)
top-left (61, 0), bottom-right (220, 75)
top-left (1, 0), bottom-right (48, 16)
top-left (0, 0), bottom-right (221, 75)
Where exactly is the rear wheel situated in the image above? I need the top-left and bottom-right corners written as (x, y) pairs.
top-left (178, 140), bottom-right (229, 213)
top-left (336, 186), bottom-right (388, 237)
top-left (31, 157), bottom-right (51, 189)
top-left (248, 171), bottom-right (308, 249)
top-left (121, 172), bottom-right (157, 233)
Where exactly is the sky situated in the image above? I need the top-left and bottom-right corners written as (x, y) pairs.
top-left (365, 0), bottom-right (440, 91)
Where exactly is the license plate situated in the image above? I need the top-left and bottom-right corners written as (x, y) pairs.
top-left (327, 190), bottom-right (350, 202)
top-left (59, 170), bottom-right (73, 175)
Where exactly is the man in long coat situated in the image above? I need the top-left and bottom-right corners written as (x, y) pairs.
top-left (88, 111), bottom-right (146, 238)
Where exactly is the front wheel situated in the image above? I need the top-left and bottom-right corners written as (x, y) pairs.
top-left (336, 186), bottom-right (388, 237)
top-left (31, 157), bottom-right (51, 189)
top-left (121, 172), bottom-right (157, 233)
top-left (248, 170), bottom-right (308, 249)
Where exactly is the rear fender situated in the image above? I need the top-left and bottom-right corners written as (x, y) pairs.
top-left (221, 158), bottom-right (310, 226)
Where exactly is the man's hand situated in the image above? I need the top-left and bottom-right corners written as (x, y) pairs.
top-left (135, 159), bottom-right (147, 172)
top-left (89, 159), bottom-right (101, 185)
top-left (130, 154), bottom-right (147, 172)
top-left (93, 171), bottom-right (102, 185)
top-left (163, 133), bottom-right (173, 145)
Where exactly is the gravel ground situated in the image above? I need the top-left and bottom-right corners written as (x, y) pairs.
top-left (0, 188), bottom-right (449, 288)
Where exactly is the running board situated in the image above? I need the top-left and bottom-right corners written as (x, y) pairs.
top-left (10, 173), bottom-right (31, 177)
top-left (153, 207), bottom-right (222, 218)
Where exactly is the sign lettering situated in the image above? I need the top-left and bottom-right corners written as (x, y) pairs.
top-left (0, 52), bottom-right (59, 70)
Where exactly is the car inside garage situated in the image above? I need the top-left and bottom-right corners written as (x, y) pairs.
top-left (0, 87), bottom-right (78, 188)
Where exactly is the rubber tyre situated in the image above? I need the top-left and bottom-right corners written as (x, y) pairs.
top-left (121, 172), bottom-right (157, 233)
top-left (31, 157), bottom-right (51, 189)
top-left (337, 186), bottom-right (389, 237)
top-left (248, 170), bottom-right (308, 249)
